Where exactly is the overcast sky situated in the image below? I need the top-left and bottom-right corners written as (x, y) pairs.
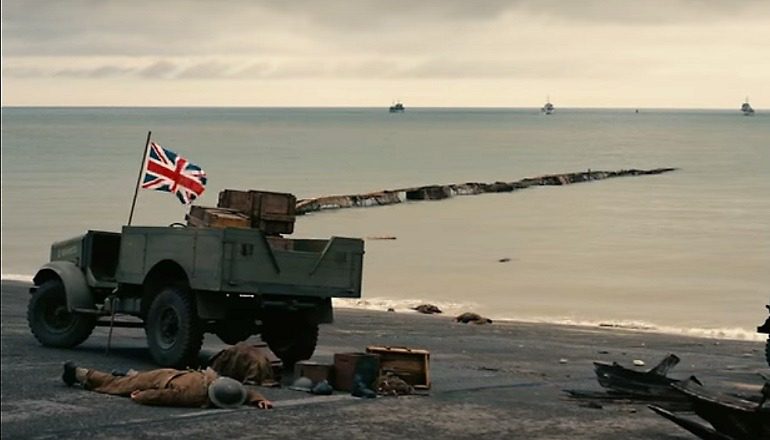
top-left (2, 0), bottom-right (769, 107)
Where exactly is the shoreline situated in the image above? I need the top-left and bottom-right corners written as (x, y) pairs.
top-left (332, 295), bottom-right (765, 342)
top-left (3, 276), bottom-right (764, 343)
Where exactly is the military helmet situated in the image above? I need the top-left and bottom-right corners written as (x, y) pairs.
top-left (208, 377), bottom-right (247, 409)
top-left (289, 376), bottom-right (313, 392)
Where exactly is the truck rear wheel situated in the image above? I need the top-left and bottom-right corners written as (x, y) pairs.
top-left (261, 312), bottom-right (318, 367)
top-left (145, 287), bottom-right (203, 368)
top-left (27, 279), bottom-right (96, 348)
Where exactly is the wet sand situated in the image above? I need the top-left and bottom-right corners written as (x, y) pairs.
top-left (1, 280), bottom-right (766, 439)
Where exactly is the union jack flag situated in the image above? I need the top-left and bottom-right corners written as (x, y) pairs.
top-left (142, 142), bottom-right (207, 204)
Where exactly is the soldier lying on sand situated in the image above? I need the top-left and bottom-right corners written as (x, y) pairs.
top-left (208, 342), bottom-right (278, 387)
top-left (62, 362), bottom-right (273, 409)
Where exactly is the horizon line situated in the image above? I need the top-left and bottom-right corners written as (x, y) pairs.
top-left (0, 105), bottom-right (759, 111)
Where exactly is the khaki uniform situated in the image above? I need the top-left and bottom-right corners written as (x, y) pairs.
top-left (83, 367), bottom-right (267, 408)
top-left (209, 342), bottom-right (277, 386)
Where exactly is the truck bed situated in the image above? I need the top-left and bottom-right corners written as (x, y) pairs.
top-left (116, 226), bottom-right (364, 298)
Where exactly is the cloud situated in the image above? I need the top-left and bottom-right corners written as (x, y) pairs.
top-left (138, 61), bottom-right (179, 79)
top-left (3, 0), bottom-right (768, 59)
top-left (2, 0), bottom-right (768, 108)
top-left (175, 62), bottom-right (234, 79)
top-left (54, 65), bottom-right (135, 78)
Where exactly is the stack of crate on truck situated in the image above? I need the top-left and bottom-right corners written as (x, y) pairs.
top-left (27, 189), bottom-right (365, 367)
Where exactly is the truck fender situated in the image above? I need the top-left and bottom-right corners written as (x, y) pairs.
top-left (32, 261), bottom-right (94, 311)
top-left (314, 298), bottom-right (334, 324)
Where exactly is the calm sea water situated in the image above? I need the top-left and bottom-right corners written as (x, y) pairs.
top-left (2, 107), bottom-right (768, 340)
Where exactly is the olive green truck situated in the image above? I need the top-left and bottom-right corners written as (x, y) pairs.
top-left (28, 226), bottom-right (364, 368)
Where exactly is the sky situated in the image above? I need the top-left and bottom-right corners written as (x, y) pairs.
top-left (2, 0), bottom-right (769, 108)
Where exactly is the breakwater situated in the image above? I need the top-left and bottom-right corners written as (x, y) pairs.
top-left (295, 168), bottom-right (677, 214)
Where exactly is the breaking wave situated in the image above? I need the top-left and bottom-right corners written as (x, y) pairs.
top-left (4, 274), bottom-right (762, 342)
top-left (334, 297), bottom-right (765, 342)
top-left (333, 297), bottom-right (477, 315)
top-left (1, 273), bottom-right (33, 282)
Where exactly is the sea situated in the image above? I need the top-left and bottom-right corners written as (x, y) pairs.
top-left (2, 107), bottom-right (768, 341)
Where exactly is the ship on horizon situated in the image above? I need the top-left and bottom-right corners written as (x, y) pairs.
top-left (541, 96), bottom-right (554, 115)
top-left (389, 101), bottom-right (405, 113)
top-left (741, 97), bottom-right (755, 116)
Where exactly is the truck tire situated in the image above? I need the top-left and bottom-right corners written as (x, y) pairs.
top-left (145, 287), bottom-right (203, 368)
top-left (261, 312), bottom-right (318, 367)
top-left (27, 279), bottom-right (96, 348)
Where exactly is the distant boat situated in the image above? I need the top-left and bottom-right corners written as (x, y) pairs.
top-left (541, 97), bottom-right (554, 115)
top-left (389, 102), bottom-right (405, 113)
top-left (741, 97), bottom-right (755, 116)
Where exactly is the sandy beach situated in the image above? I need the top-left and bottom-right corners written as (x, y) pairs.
top-left (1, 279), bottom-right (766, 439)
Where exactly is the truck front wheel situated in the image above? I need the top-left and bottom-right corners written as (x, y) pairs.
top-left (28, 279), bottom-right (96, 348)
top-left (261, 312), bottom-right (318, 367)
top-left (145, 287), bottom-right (203, 368)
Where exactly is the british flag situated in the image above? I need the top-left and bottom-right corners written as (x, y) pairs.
top-left (142, 142), bottom-right (207, 204)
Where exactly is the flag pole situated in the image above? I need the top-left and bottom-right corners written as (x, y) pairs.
top-left (127, 131), bottom-right (152, 226)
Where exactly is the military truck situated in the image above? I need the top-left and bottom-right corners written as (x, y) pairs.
top-left (28, 226), bottom-right (364, 368)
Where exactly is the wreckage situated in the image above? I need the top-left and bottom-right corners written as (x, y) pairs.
top-left (295, 168), bottom-right (678, 215)
top-left (565, 354), bottom-right (697, 406)
top-left (649, 378), bottom-right (770, 440)
top-left (591, 353), bottom-right (696, 401)
top-left (566, 353), bottom-right (770, 440)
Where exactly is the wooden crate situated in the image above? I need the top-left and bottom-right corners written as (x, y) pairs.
top-left (366, 346), bottom-right (431, 390)
top-left (294, 361), bottom-right (334, 385)
top-left (218, 189), bottom-right (297, 235)
top-left (332, 352), bottom-right (380, 391)
top-left (266, 236), bottom-right (294, 251)
top-left (186, 206), bottom-right (251, 229)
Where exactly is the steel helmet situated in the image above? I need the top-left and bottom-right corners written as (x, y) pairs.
top-left (208, 377), bottom-right (247, 409)
top-left (289, 376), bottom-right (313, 392)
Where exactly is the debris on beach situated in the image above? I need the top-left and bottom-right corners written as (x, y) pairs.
top-left (564, 354), bottom-right (699, 410)
top-left (649, 377), bottom-right (770, 440)
top-left (412, 304), bottom-right (443, 315)
top-left (455, 312), bottom-right (493, 325)
top-left (366, 236), bottom-right (397, 240)
top-left (581, 401), bottom-right (603, 410)
top-left (498, 258), bottom-right (511, 263)
top-left (366, 345), bottom-right (431, 391)
top-left (633, 359), bottom-right (646, 367)
top-left (376, 370), bottom-right (414, 396)
top-left (593, 354), bottom-right (694, 399)
top-left (294, 168), bottom-right (679, 215)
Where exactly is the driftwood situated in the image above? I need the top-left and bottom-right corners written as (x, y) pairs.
top-left (295, 168), bottom-right (678, 215)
